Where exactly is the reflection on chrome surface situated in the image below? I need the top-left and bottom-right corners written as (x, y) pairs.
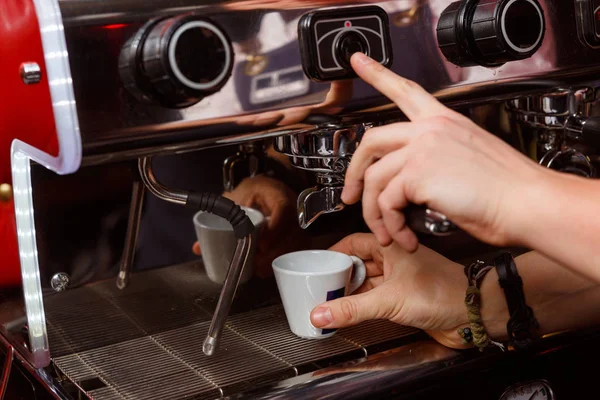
top-left (238, 341), bottom-right (462, 399)
top-left (4, 0), bottom-right (600, 398)
top-left (54, 0), bottom-right (589, 162)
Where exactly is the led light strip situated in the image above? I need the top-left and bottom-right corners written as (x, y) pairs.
top-left (10, 0), bottom-right (81, 369)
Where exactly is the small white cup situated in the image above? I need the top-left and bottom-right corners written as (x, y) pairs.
top-left (272, 250), bottom-right (366, 339)
top-left (193, 206), bottom-right (264, 285)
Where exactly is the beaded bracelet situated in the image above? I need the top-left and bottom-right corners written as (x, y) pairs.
top-left (458, 260), bottom-right (506, 352)
top-left (458, 326), bottom-right (473, 345)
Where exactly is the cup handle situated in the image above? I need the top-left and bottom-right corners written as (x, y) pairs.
top-left (348, 256), bottom-right (367, 294)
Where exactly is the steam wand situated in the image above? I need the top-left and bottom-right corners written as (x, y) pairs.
top-left (138, 157), bottom-right (255, 356)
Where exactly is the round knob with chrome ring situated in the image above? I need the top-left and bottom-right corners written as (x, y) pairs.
top-left (437, 0), bottom-right (545, 67)
top-left (119, 15), bottom-right (234, 108)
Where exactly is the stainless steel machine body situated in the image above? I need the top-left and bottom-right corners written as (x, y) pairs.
top-left (57, 1), bottom-right (600, 163)
top-left (3, 0), bottom-right (600, 399)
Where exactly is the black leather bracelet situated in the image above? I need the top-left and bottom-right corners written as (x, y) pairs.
top-left (494, 252), bottom-right (539, 351)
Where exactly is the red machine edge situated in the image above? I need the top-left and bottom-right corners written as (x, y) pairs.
top-left (0, 0), bottom-right (59, 287)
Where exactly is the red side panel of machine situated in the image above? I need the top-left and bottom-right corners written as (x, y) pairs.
top-left (0, 0), bottom-right (58, 287)
top-left (0, 0), bottom-right (58, 183)
top-left (0, 200), bottom-right (20, 288)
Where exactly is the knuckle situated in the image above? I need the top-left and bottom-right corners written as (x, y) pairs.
top-left (416, 120), bottom-right (447, 148)
top-left (434, 115), bottom-right (454, 127)
top-left (340, 299), bottom-right (359, 324)
top-left (364, 165), bottom-right (379, 183)
top-left (406, 178), bottom-right (427, 205)
top-left (400, 77), bottom-right (420, 91)
top-left (377, 192), bottom-right (392, 211)
top-left (392, 76), bottom-right (417, 91)
top-left (419, 131), bottom-right (438, 149)
top-left (462, 126), bottom-right (476, 143)
top-left (347, 234), bottom-right (358, 251)
top-left (360, 128), bottom-right (377, 149)
top-left (371, 62), bottom-right (387, 74)
top-left (425, 116), bottom-right (453, 133)
top-left (407, 150), bottom-right (428, 170)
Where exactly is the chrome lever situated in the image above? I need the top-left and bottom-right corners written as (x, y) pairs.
top-left (297, 185), bottom-right (345, 229)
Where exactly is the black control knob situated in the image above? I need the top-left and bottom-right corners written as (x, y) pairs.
top-left (119, 15), bottom-right (233, 108)
top-left (436, 0), bottom-right (545, 67)
top-left (335, 31), bottom-right (369, 69)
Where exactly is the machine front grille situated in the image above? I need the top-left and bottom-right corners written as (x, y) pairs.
top-left (48, 263), bottom-right (421, 399)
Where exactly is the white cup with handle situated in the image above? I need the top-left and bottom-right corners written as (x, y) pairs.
top-left (272, 250), bottom-right (366, 339)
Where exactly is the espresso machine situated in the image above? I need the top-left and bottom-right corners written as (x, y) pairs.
top-left (3, 0), bottom-right (600, 399)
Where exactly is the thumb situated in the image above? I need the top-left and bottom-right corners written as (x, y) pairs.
top-left (310, 286), bottom-right (394, 329)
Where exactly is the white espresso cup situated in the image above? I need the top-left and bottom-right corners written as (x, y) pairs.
top-left (272, 250), bottom-right (366, 339)
top-left (193, 206), bottom-right (264, 285)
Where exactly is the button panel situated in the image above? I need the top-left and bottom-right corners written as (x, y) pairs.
top-left (298, 6), bottom-right (393, 82)
top-left (577, 0), bottom-right (600, 47)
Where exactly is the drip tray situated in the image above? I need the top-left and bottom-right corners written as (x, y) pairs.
top-left (54, 307), bottom-right (419, 400)
top-left (46, 264), bottom-right (420, 399)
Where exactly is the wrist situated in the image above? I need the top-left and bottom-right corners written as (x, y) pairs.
top-left (504, 165), bottom-right (556, 247)
top-left (478, 267), bottom-right (510, 342)
top-left (450, 261), bottom-right (510, 347)
top-left (451, 260), bottom-right (508, 350)
top-left (478, 253), bottom-right (548, 343)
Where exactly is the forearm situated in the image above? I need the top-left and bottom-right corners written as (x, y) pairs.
top-left (512, 169), bottom-right (600, 283)
top-left (480, 251), bottom-right (600, 342)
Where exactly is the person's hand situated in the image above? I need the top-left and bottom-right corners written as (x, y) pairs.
top-left (342, 52), bottom-right (548, 251)
top-left (193, 175), bottom-right (308, 278)
top-left (311, 234), bottom-right (600, 349)
top-left (310, 233), bottom-right (475, 349)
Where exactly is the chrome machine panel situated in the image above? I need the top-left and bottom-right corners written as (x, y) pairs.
top-left (3, 0), bottom-right (600, 394)
top-left (57, 0), bottom-right (600, 164)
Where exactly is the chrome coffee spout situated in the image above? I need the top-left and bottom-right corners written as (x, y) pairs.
top-left (507, 87), bottom-right (598, 177)
top-left (274, 124), bottom-right (362, 229)
top-left (222, 141), bottom-right (267, 192)
top-left (275, 124), bottom-right (458, 234)
top-left (297, 177), bottom-right (346, 229)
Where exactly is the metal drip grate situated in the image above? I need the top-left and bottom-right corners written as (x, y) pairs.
top-left (87, 387), bottom-right (122, 400)
top-left (45, 289), bottom-right (145, 356)
top-left (53, 306), bottom-right (419, 400)
top-left (54, 335), bottom-right (221, 400)
top-left (154, 321), bottom-right (293, 388)
top-left (227, 306), bottom-right (362, 366)
top-left (46, 263), bottom-right (220, 358)
top-left (48, 263), bottom-right (420, 400)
